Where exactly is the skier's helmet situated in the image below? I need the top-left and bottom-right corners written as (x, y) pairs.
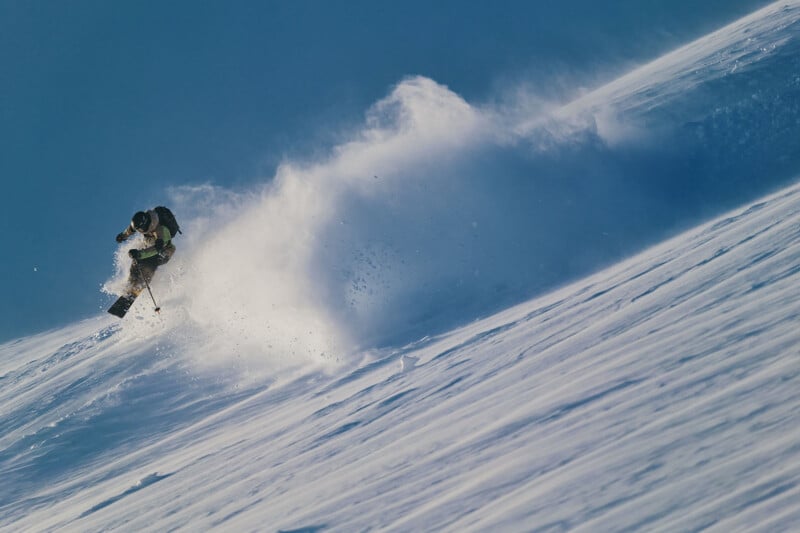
top-left (131, 211), bottom-right (151, 232)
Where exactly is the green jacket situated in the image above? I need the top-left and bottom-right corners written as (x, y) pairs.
top-left (119, 212), bottom-right (175, 260)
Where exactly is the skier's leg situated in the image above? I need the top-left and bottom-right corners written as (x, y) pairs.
top-left (127, 258), bottom-right (158, 296)
top-left (126, 262), bottom-right (143, 296)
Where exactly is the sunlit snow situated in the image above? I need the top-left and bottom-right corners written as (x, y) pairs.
top-left (2, 2), bottom-right (800, 531)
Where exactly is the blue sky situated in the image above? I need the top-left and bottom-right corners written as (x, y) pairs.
top-left (0, 0), bottom-right (773, 342)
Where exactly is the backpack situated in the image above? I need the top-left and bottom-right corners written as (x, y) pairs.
top-left (154, 206), bottom-right (181, 238)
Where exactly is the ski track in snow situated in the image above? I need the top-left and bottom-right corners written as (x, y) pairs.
top-left (2, 179), bottom-right (800, 531)
top-left (3, 2), bottom-right (800, 531)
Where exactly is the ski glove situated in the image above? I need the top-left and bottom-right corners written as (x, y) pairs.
top-left (116, 232), bottom-right (128, 243)
top-left (128, 249), bottom-right (142, 260)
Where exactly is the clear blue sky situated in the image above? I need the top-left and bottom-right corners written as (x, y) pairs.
top-left (0, 0), bottom-right (771, 342)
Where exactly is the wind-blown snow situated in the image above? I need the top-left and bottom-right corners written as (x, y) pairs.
top-left (102, 1), bottom-right (799, 363)
top-left (5, 1), bottom-right (800, 531)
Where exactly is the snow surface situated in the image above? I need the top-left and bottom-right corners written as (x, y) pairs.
top-left (4, 169), bottom-right (800, 532)
top-left (3, 2), bottom-right (800, 531)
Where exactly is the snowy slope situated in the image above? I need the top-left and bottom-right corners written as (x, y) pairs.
top-left (3, 173), bottom-right (800, 532)
top-left (3, 2), bottom-right (800, 531)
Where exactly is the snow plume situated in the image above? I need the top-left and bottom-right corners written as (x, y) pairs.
top-left (108, 78), bottom-right (493, 368)
top-left (147, 74), bottom-right (665, 363)
top-left (106, 2), bottom-right (800, 367)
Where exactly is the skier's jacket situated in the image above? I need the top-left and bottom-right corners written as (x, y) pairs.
top-left (119, 208), bottom-right (176, 262)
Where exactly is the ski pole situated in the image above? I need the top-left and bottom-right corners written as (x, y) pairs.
top-left (135, 261), bottom-right (161, 313)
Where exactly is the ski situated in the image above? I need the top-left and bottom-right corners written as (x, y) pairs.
top-left (107, 294), bottom-right (137, 318)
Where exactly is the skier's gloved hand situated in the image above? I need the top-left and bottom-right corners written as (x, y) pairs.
top-left (155, 238), bottom-right (164, 251)
top-left (116, 232), bottom-right (127, 243)
top-left (128, 249), bottom-right (141, 261)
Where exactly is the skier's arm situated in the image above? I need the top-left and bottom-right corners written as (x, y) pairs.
top-left (116, 225), bottom-right (135, 243)
top-left (136, 226), bottom-right (172, 260)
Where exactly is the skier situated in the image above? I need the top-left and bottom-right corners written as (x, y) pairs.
top-left (108, 206), bottom-right (180, 318)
